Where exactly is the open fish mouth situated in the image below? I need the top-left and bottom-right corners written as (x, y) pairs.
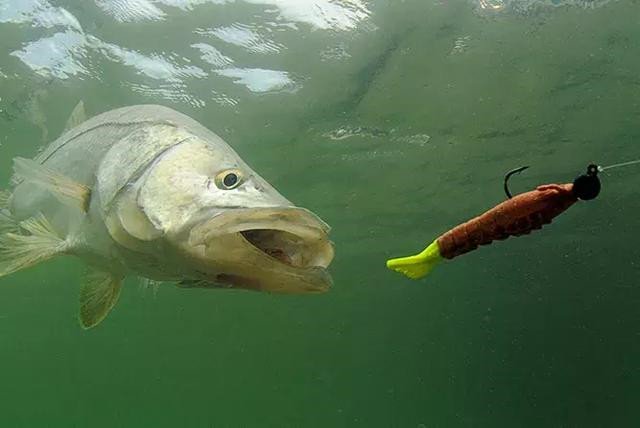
top-left (190, 206), bottom-right (332, 255)
top-left (239, 228), bottom-right (333, 270)
top-left (188, 207), bottom-right (334, 292)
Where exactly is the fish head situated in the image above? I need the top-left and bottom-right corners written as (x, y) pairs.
top-left (127, 136), bottom-right (334, 293)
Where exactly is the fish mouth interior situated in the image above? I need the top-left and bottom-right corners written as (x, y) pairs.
top-left (239, 229), bottom-right (333, 270)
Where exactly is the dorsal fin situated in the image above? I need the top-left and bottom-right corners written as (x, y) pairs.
top-left (0, 190), bottom-right (10, 210)
top-left (63, 100), bottom-right (87, 134)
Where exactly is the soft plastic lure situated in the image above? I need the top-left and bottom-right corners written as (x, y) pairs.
top-left (386, 163), bottom-right (602, 280)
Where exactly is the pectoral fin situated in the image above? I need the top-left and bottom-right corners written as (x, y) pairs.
top-left (0, 214), bottom-right (67, 277)
top-left (79, 270), bottom-right (123, 329)
top-left (13, 157), bottom-right (91, 213)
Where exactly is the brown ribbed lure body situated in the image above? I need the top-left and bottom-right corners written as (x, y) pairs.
top-left (437, 183), bottom-right (577, 259)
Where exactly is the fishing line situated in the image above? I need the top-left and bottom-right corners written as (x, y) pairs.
top-left (598, 158), bottom-right (640, 172)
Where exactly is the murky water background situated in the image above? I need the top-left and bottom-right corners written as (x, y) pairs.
top-left (0, 0), bottom-right (638, 426)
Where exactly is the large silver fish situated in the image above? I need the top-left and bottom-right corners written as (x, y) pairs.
top-left (0, 104), bottom-right (334, 328)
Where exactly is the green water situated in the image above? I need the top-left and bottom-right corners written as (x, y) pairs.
top-left (1, 0), bottom-right (639, 426)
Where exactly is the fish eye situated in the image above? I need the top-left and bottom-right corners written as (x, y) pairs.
top-left (214, 169), bottom-right (243, 190)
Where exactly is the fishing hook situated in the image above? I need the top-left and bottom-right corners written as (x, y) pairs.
top-left (503, 166), bottom-right (530, 199)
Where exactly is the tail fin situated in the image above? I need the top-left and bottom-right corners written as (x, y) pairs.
top-left (386, 240), bottom-right (442, 280)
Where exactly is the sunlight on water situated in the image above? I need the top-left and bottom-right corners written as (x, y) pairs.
top-left (11, 30), bottom-right (91, 79)
top-left (95, 0), bottom-right (167, 22)
top-left (191, 43), bottom-right (234, 68)
top-left (2, 0), bottom-right (371, 108)
top-left (0, 0), bottom-right (82, 29)
top-left (215, 67), bottom-right (297, 93)
top-left (201, 23), bottom-right (284, 54)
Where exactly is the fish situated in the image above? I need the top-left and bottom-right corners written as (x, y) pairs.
top-left (0, 103), bottom-right (334, 329)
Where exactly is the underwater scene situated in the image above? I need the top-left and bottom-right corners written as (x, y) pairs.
top-left (0, 0), bottom-right (638, 426)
